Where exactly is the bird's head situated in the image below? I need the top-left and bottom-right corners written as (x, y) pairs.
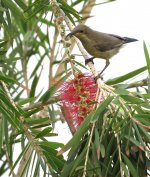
top-left (66, 25), bottom-right (91, 40)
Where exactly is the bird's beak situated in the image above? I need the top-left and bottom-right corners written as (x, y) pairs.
top-left (65, 32), bottom-right (74, 40)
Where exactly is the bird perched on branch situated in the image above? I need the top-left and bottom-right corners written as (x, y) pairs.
top-left (66, 24), bottom-right (138, 80)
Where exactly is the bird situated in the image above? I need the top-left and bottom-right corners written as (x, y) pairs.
top-left (66, 24), bottom-right (138, 80)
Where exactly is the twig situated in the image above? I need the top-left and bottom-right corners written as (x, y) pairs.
top-left (1, 81), bottom-right (17, 108)
top-left (49, 26), bottom-right (59, 87)
top-left (81, 0), bottom-right (96, 20)
top-left (82, 122), bottom-right (95, 177)
top-left (23, 97), bottom-right (59, 111)
top-left (14, 146), bottom-right (33, 177)
top-left (125, 79), bottom-right (147, 89)
top-left (22, 45), bottom-right (30, 97)
top-left (119, 98), bottom-right (150, 130)
top-left (116, 134), bottom-right (124, 177)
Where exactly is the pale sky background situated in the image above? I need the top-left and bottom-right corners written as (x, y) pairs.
top-left (53, 0), bottom-right (150, 144)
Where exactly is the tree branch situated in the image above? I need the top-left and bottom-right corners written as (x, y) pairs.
top-left (23, 97), bottom-right (59, 111)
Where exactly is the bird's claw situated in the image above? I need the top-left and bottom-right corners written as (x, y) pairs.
top-left (94, 73), bottom-right (103, 82)
top-left (85, 57), bottom-right (94, 65)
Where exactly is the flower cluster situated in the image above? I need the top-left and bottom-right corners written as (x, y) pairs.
top-left (57, 73), bottom-right (98, 133)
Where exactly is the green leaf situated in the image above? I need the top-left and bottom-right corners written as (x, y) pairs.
top-left (0, 118), bottom-right (4, 154)
top-left (14, 0), bottom-right (27, 10)
top-left (23, 108), bottom-right (42, 117)
top-left (0, 72), bottom-right (16, 84)
top-left (122, 153), bottom-right (138, 177)
top-left (0, 105), bottom-right (21, 130)
top-left (18, 97), bottom-right (36, 105)
top-left (115, 88), bottom-right (129, 95)
top-left (120, 95), bottom-right (144, 104)
top-left (73, 60), bottom-right (87, 69)
top-left (0, 41), bottom-right (8, 48)
top-left (61, 161), bottom-right (74, 177)
top-left (125, 136), bottom-right (143, 149)
top-left (59, 112), bottom-right (94, 154)
top-left (33, 157), bottom-right (40, 177)
top-left (39, 89), bottom-right (53, 103)
top-left (2, 0), bottom-right (25, 21)
top-left (39, 141), bottom-right (64, 149)
top-left (106, 66), bottom-right (147, 85)
top-left (0, 50), bottom-right (7, 55)
top-left (5, 6), bottom-right (12, 36)
top-left (143, 41), bottom-right (150, 91)
top-left (61, 144), bottom-right (87, 177)
top-left (133, 122), bottom-right (144, 145)
top-left (69, 146), bottom-right (87, 176)
top-left (94, 128), bottom-right (100, 149)
top-left (143, 93), bottom-right (150, 99)
top-left (92, 96), bottom-right (114, 121)
top-left (100, 143), bottom-right (105, 158)
top-left (26, 117), bottom-right (51, 125)
top-left (30, 54), bottom-right (45, 79)
top-left (71, 0), bottom-right (86, 7)
top-left (134, 114), bottom-right (150, 126)
top-left (9, 143), bottom-right (31, 176)
top-left (0, 6), bottom-right (6, 12)
top-left (62, 10), bottom-right (76, 25)
top-left (29, 74), bottom-right (39, 98)
top-left (41, 146), bottom-right (65, 171)
top-left (24, 0), bottom-right (50, 20)
top-left (35, 127), bottom-right (53, 138)
top-left (0, 15), bottom-right (11, 36)
top-left (120, 162), bottom-right (129, 176)
top-left (0, 91), bottom-right (20, 115)
top-left (138, 126), bottom-right (150, 142)
top-left (4, 119), bottom-right (10, 157)
top-left (143, 41), bottom-right (150, 74)
top-left (57, 0), bottom-right (81, 21)
top-left (39, 73), bottom-right (70, 102)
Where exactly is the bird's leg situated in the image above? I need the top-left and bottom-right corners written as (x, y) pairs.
top-left (85, 57), bottom-right (95, 65)
top-left (99, 60), bottom-right (110, 75)
top-left (94, 60), bottom-right (110, 81)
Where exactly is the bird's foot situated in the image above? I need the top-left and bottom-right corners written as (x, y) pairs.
top-left (85, 57), bottom-right (95, 65)
top-left (94, 73), bottom-right (103, 82)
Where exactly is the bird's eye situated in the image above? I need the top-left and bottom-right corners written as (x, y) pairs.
top-left (79, 30), bottom-right (84, 33)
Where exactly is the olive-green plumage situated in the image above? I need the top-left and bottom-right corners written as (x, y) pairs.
top-left (66, 24), bottom-right (138, 76)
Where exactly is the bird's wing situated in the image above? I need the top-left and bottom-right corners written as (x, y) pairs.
top-left (93, 32), bottom-right (124, 52)
top-left (109, 34), bottom-right (138, 43)
top-left (109, 34), bottom-right (125, 41)
top-left (94, 42), bottom-right (123, 52)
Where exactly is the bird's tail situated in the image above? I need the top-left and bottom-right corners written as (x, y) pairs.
top-left (124, 37), bottom-right (138, 43)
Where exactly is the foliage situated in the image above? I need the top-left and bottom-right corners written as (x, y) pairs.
top-left (0, 0), bottom-right (150, 177)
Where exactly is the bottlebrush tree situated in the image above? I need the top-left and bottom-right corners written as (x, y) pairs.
top-left (0, 0), bottom-right (149, 177)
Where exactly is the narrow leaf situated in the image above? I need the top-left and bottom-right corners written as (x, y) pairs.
top-left (29, 75), bottom-right (39, 98)
top-left (58, 112), bottom-right (94, 155)
top-left (92, 96), bottom-right (114, 121)
top-left (143, 41), bottom-right (150, 74)
top-left (122, 153), bottom-right (138, 177)
top-left (120, 95), bottom-right (144, 104)
top-left (35, 127), bottom-right (52, 138)
top-left (106, 66), bottom-right (147, 85)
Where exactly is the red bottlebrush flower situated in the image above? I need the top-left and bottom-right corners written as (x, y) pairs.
top-left (57, 73), bottom-right (98, 133)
